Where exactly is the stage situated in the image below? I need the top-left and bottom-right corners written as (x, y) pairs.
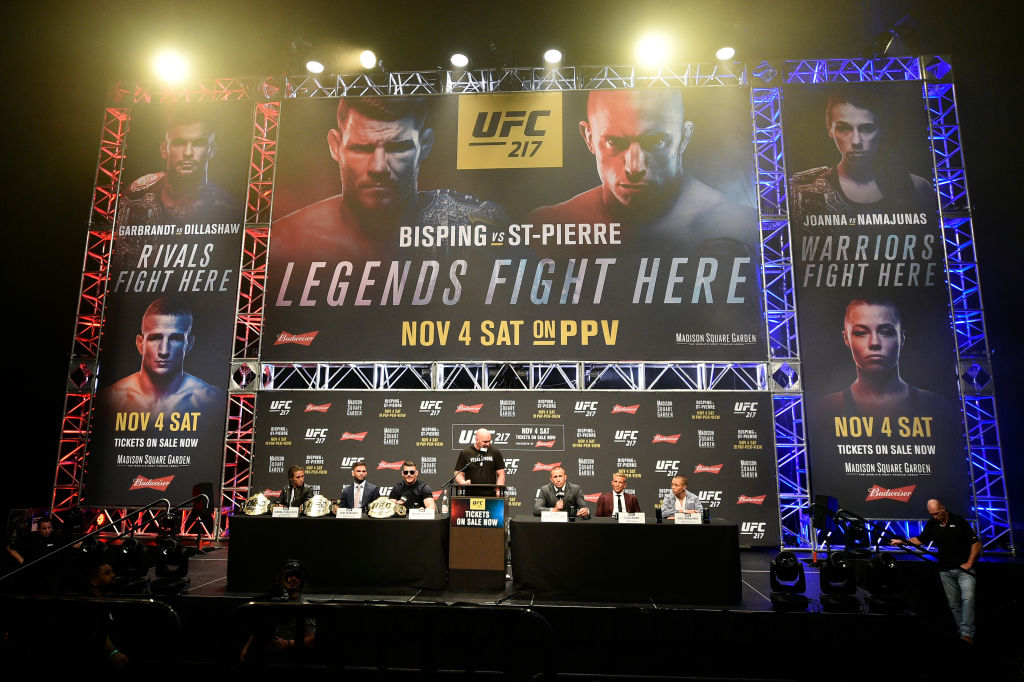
top-left (4, 543), bottom-right (1018, 680)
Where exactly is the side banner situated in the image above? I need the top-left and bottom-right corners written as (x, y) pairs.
top-left (263, 89), bottom-right (764, 362)
top-left (783, 83), bottom-right (969, 518)
top-left (250, 391), bottom-right (780, 546)
top-left (85, 102), bottom-right (250, 506)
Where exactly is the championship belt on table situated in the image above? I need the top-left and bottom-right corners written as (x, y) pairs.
top-left (302, 494), bottom-right (332, 517)
top-left (242, 492), bottom-right (271, 516)
top-left (367, 497), bottom-right (408, 519)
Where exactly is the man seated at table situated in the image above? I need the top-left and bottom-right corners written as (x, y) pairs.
top-left (595, 472), bottom-right (641, 518)
top-left (533, 466), bottom-right (590, 518)
top-left (333, 460), bottom-right (380, 513)
top-left (661, 475), bottom-right (703, 520)
top-left (389, 462), bottom-right (436, 511)
top-left (276, 465), bottom-right (315, 509)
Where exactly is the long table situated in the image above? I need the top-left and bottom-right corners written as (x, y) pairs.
top-left (227, 515), bottom-right (448, 592)
top-left (509, 516), bottom-right (742, 603)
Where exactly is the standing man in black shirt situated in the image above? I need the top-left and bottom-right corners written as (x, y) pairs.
top-left (454, 428), bottom-right (506, 486)
top-left (892, 498), bottom-right (981, 643)
top-left (389, 462), bottom-right (436, 511)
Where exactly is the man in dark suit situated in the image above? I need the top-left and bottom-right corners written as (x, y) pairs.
top-left (335, 460), bottom-right (380, 512)
top-left (595, 472), bottom-right (641, 517)
top-left (533, 466), bottom-right (590, 518)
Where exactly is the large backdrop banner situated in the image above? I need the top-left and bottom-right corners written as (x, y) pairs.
top-left (263, 88), bottom-right (765, 362)
top-left (249, 390), bottom-right (781, 546)
top-left (783, 82), bottom-right (969, 519)
top-left (85, 101), bottom-right (250, 506)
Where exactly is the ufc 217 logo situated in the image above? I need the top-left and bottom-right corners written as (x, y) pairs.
top-left (614, 430), bottom-right (638, 447)
top-left (458, 93), bottom-right (562, 170)
top-left (740, 521), bottom-right (766, 539)
top-left (574, 401), bottom-right (598, 417)
top-left (420, 400), bottom-right (443, 416)
top-left (305, 428), bottom-right (327, 444)
top-left (270, 400), bottom-right (292, 415)
top-left (471, 110), bottom-right (550, 157)
top-left (698, 490), bottom-right (723, 508)
top-left (734, 402), bottom-right (758, 418)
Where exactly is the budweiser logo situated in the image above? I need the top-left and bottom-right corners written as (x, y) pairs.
top-left (129, 475), bottom-right (174, 491)
top-left (612, 404), bottom-right (639, 414)
top-left (456, 403), bottom-right (483, 413)
top-left (431, 490), bottom-right (443, 500)
top-left (583, 493), bottom-right (601, 503)
top-left (535, 440), bottom-right (555, 448)
top-left (264, 488), bottom-right (282, 497)
top-left (694, 463), bottom-right (723, 474)
top-left (737, 494), bottom-right (766, 505)
top-left (377, 460), bottom-right (404, 470)
top-left (652, 433), bottom-right (681, 444)
top-left (865, 484), bottom-right (916, 502)
top-left (340, 431), bottom-right (368, 441)
top-left (304, 403), bottom-right (331, 412)
top-left (532, 461), bottom-right (562, 472)
top-left (274, 331), bottom-right (319, 346)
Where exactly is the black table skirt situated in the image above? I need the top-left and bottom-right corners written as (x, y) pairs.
top-left (227, 515), bottom-right (448, 592)
top-left (510, 516), bottom-right (741, 603)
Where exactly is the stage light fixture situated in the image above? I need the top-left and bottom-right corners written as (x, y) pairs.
top-left (153, 50), bottom-right (189, 84)
top-left (819, 550), bottom-right (861, 613)
top-left (450, 53), bottom-right (469, 69)
top-left (769, 551), bottom-right (809, 611)
top-left (305, 59), bottom-right (325, 74)
top-left (359, 50), bottom-right (378, 70)
top-left (716, 46), bottom-right (736, 60)
top-left (543, 48), bottom-right (563, 64)
top-left (865, 552), bottom-right (906, 614)
top-left (152, 537), bottom-right (191, 595)
top-left (636, 33), bottom-right (671, 67)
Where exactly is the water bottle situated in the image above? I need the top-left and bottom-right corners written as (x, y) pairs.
top-left (441, 488), bottom-right (450, 515)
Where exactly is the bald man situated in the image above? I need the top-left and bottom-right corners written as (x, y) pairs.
top-left (454, 428), bottom-right (506, 486)
top-left (528, 88), bottom-right (756, 254)
top-left (891, 499), bottom-right (981, 643)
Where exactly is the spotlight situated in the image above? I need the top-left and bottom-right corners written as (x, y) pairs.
top-left (865, 552), bottom-right (906, 614)
top-left (359, 50), bottom-right (377, 70)
top-left (715, 46), bottom-right (736, 60)
top-left (152, 537), bottom-right (191, 595)
top-left (153, 50), bottom-right (189, 84)
top-left (111, 537), bottom-right (151, 594)
top-left (819, 551), bottom-right (861, 613)
top-left (543, 48), bottom-right (563, 64)
top-left (635, 33), bottom-right (671, 67)
top-left (769, 551), bottom-right (808, 611)
top-left (305, 59), bottom-right (325, 74)
top-left (450, 53), bottom-right (469, 69)
top-left (155, 510), bottom-right (180, 536)
top-left (843, 519), bottom-right (873, 559)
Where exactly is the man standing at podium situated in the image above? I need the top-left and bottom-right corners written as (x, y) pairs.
top-left (596, 472), bottom-right (641, 517)
top-left (454, 428), bottom-right (507, 486)
top-left (533, 466), bottom-right (590, 518)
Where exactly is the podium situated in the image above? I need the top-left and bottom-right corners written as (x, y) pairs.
top-left (447, 484), bottom-right (506, 590)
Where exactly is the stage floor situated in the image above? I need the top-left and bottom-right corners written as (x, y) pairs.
top-left (4, 544), bottom-right (1023, 680)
